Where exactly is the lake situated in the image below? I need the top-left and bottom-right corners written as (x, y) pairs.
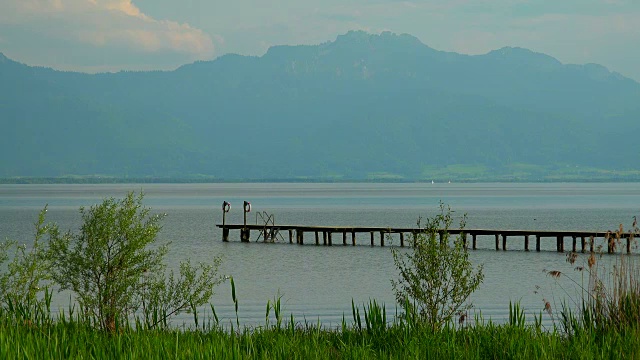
top-left (1, 182), bottom-right (639, 328)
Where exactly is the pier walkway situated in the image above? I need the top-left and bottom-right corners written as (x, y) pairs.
top-left (216, 223), bottom-right (639, 254)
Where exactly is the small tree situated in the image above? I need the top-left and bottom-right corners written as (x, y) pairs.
top-left (48, 191), bottom-right (224, 332)
top-left (0, 207), bottom-right (57, 312)
top-left (391, 203), bottom-right (484, 331)
top-left (140, 257), bottom-right (224, 329)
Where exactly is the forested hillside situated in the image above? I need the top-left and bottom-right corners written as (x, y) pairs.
top-left (2, 31), bottom-right (639, 181)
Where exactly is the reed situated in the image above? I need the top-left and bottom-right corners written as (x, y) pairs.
top-left (555, 252), bottom-right (640, 337)
top-left (3, 241), bottom-right (640, 358)
top-left (2, 296), bottom-right (639, 359)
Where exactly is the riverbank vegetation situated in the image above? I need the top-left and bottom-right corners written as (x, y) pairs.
top-left (1, 297), bottom-right (639, 359)
top-left (1, 196), bottom-right (639, 358)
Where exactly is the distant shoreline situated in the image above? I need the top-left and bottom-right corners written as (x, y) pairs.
top-left (2, 176), bottom-right (640, 184)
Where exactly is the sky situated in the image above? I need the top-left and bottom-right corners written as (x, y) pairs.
top-left (0, 0), bottom-right (639, 81)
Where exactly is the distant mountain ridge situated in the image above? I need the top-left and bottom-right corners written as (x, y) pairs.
top-left (2, 31), bottom-right (640, 181)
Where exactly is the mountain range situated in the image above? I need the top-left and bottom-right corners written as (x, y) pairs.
top-left (2, 30), bottom-right (640, 181)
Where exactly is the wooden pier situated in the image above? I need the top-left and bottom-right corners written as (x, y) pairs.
top-left (216, 223), bottom-right (639, 254)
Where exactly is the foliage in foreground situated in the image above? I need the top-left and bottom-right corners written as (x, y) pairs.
top-left (548, 243), bottom-right (640, 339)
top-left (0, 207), bottom-right (58, 313)
top-left (1, 191), bottom-right (225, 333)
top-left (1, 300), bottom-right (639, 359)
top-left (391, 203), bottom-right (484, 332)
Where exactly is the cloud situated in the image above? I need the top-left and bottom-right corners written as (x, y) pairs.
top-left (0, 0), bottom-right (215, 61)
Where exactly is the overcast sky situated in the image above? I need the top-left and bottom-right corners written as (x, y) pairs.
top-left (1, 0), bottom-right (638, 81)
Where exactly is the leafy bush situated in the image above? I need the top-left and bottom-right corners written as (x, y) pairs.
top-left (391, 203), bottom-right (484, 331)
top-left (0, 207), bottom-right (57, 313)
top-left (48, 191), bottom-right (224, 332)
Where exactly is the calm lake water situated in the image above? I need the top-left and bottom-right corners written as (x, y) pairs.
top-left (1, 183), bottom-right (639, 328)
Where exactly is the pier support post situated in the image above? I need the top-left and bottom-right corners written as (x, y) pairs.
top-left (323, 232), bottom-right (327, 246)
top-left (289, 229), bottom-right (293, 244)
top-left (536, 235), bottom-right (541, 252)
top-left (472, 234), bottom-right (477, 250)
top-left (557, 236), bottom-right (564, 252)
top-left (315, 231), bottom-right (319, 245)
top-left (298, 230), bottom-right (304, 245)
top-left (590, 236), bottom-right (594, 253)
top-left (581, 237), bottom-right (586, 253)
top-left (502, 235), bottom-right (507, 251)
top-left (380, 232), bottom-right (385, 247)
top-left (627, 235), bottom-right (631, 254)
top-left (439, 232), bottom-right (444, 245)
top-left (572, 236), bottom-right (577, 252)
top-left (222, 200), bottom-right (230, 242)
top-left (524, 235), bottom-right (529, 251)
top-left (462, 233), bottom-right (467, 249)
top-left (400, 233), bottom-right (405, 247)
top-left (328, 232), bottom-right (333, 246)
top-left (370, 232), bottom-right (374, 247)
top-left (495, 234), bottom-right (500, 251)
top-left (343, 232), bottom-right (347, 246)
top-left (241, 228), bottom-right (250, 242)
top-left (352, 232), bottom-right (356, 246)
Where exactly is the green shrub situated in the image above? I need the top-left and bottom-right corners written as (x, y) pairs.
top-left (0, 207), bottom-right (57, 316)
top-left (47, 191), bottom-right (224, 332)
top-left (391, 203), bottom-right (484, 332)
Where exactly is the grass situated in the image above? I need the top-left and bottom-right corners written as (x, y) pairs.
top-left (1, 297), bottom-right (639, 359)
top-left (2, 253), bottom-right (640, 359)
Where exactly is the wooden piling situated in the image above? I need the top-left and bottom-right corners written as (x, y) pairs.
top-left (328, 232), bottom-right (333, 246)
top-left (536, 235), bottom-right (541, 252)
top-left (462, 233), bottom-right (467, 249)
top-left (298, 230), bottom-right (304, 245)
top-left (502, 235), bottom-right (507, 251)
top-left (323, 232), bottom-right (327, 246)
top-left (370, 231), bottom-right (374, 247)
top-left (524, 235), bottom-right (529, 251)
top-left (241, 228), bottom-right (250, 242)
top-left (572, 236), bottom-right (577, 252)
top-left (400, 233), bottom-right (405, 247)
top-left (581, 237), bottom-right (586, 253)
top-left (352, 231), bottom-right (356, 246)
top-left (289, 229), bottom-right (293, 244)
top-left (222, 209), bottom-right (228, 242)
top-left (380, 231), bottom-right (385, 247)
top-left (627, 234), bottom-right (632, 254)
top-left (315, 231), bottom-right (319, 245)
top-left (472, 234), bottom-right (477, 250)
top-left (495, 234), bottom-right (500, 251)
top-left (590, 236), bottom-right (594, 253)
top-left (343, 232), bottom-right (347, 246)
top-left (557, 236), bottom-right (564, 252)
